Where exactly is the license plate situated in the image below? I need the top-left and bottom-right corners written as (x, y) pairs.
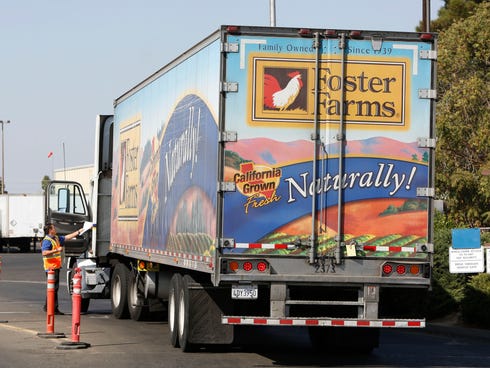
top-left (231, 284), bottom-right (258, 300)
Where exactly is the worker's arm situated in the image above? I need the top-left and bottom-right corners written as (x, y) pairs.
top-left (42, 248), bottom-right (61, 256)
top-left (65, 229), bottom-right (84, 241)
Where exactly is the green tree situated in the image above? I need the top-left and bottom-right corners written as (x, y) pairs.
top-left (435, 2), bottom-right (490, 227)
top-left (41, 175), bottom-right (51, 192)
top-left (419, 0), bottom-right (488, 32)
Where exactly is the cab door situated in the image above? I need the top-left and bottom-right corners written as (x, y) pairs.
top-left (45, 181), bottom-right (91, 256)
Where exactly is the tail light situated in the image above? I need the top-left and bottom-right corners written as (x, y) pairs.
top-left (137, 260), bottom-right (159, 272)
top-left (224, 259), bottom-right (270, 274)
top-left (349, 31), bottom-right (362, 39)
top-left (298, 28), bottom-right (312, 37)
top-left (226, 26), bottom-right (240, 34)
top-left (382, 262), bottom-right (428, 278)
top-left (420, 33), bottom-right (433, 41)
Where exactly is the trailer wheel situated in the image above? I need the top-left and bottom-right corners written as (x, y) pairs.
top-left (178, 274), bottom-right (196, 352)
top-left (128, 269), bottom-right (149, 321)
top-left (111, 263), bottom-right (129, 319)
top-left (168, 273), bottom-right (182, 348)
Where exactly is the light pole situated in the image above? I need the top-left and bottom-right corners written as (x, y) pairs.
top-left (0, 120), bottom-right (10, 194)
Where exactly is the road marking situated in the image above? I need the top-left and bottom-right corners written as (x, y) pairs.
top-left (0, 280), bottom-right (68, 286)
top-left (0, 322), bottom-right (39, 336)
top-left (0, 280), bottom-right (45, 284)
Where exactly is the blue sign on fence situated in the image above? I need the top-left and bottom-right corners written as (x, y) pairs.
top-left (452, 228), bottom-right (481, 249)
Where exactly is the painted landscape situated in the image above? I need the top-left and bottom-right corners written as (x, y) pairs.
top-left (225, 136), bottom-right (429, 258)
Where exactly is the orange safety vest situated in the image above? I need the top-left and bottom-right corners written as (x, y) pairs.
top-left (42, 236), bottom-right (62, 271)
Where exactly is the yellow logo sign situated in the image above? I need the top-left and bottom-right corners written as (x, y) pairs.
top-left (249, 54), bottom-right (410, 127)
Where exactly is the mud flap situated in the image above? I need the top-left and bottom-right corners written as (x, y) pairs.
top-left (185, 276), bottom-right (234, 345)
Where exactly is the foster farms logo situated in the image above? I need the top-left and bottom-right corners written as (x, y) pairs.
top-left (249, 54), bottom-right (409, 127)
top-left (234, 162), bottom-right (282, 213)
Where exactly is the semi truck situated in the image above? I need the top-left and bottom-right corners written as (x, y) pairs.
top-left (45, 25), bottom-right (437, 351)
top-left (0, 193), bottom-right (44, 252)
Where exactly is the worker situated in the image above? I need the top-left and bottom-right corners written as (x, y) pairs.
top-left (41, 223), bottom-right (84, 315)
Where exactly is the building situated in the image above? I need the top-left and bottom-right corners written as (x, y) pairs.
top-left (53, 164), bottom-right (93, 197)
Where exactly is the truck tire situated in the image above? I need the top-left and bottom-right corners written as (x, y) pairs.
top-left (111, 263), bottom-right (129, 319)
top-left (168, 273), bottom-right (182, 348)
top-left (128, 269), bottom-right (149, 321)
top-left (177, 274), bottom-right (196, 352)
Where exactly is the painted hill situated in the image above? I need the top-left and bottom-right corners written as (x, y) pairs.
top-left (226, 136), bottom-right (425, 166)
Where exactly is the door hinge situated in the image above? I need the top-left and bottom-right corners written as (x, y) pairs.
top-left (221, 42), bottom-right (239, 53)
top-left (417, 187), bottom-right (435, 198)
top-left (221, 82), bottom-right (238, 93)
top-left (418, 89), bottom-right (437, 99)
top-left (419, 49), bottom-right (437, 60)
top-left (220, 131), bottom-right (237, 143)
top-left (417, 137), bottom-right (436, 148)
top-left (218, 182), bottom-right (236, 192)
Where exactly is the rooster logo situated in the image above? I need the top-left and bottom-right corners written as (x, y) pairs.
top-left (263, 70), bottom-right (304, 111)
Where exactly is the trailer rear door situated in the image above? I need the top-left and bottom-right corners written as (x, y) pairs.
top-left (220, 27), bottom-right (436, 262)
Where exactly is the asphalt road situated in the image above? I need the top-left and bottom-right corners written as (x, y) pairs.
top-left (1, 253), bottom-right (490, 368)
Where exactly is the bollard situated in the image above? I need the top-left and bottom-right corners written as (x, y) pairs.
top-left (57, 268), bottom-right (90, 349)
top-left (38, 269), bottom-right (65, 338)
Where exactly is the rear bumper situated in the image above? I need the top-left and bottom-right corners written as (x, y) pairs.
top-left (222, 316), bottom-right (425, 328)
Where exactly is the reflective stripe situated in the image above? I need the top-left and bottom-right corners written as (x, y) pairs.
top-left (222, 317), bottom-right (425, 328)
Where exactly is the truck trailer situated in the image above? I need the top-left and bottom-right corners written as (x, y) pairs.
top-left (0, 193), bottom-right (44, 252)
top-left (46, 25), bottom-right (437, 351)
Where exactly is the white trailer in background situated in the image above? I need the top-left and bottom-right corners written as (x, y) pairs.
top-left (0, 194), bottom-right (44, 252)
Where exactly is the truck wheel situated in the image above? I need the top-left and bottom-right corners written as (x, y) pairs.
top-left (168, 274), bottom-right (182, 348)
top-left (111, 263), bottom-right (129, 319)
top-left (128, 269), bottom-right (149, 321)
top-left (178, 275), bottom-right (195, 352)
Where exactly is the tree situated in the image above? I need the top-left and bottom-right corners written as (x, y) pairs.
top-left (41, 175), bottom-right (51, 192)
top-left (420, 0), bottom-right (488, 32)
top-left (435, 2), bottom-right (490, 226)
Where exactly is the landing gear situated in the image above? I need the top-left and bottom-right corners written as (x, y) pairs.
top-left (128, 268), bottom-right (150, 321)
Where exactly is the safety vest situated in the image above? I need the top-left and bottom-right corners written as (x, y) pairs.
top-left (42, 236), bottom-right (62, 271)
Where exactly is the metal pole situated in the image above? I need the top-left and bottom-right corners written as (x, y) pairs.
top-left (63, 142), bottom-right (66, 180)
top-left (422, 0), bottom-right (431, 32)
top-left (0, 120), bottom-right (10, 194)
top-left (270, 0), bottom-right (276, 27)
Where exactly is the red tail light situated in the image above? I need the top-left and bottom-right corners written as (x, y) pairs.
top-left (420, 33), bottom-right (433, 41)
top-left (396, 265), bottom-right (406, 275)
top-left (383, 264), bottom-right (393, 275)
top-left (257, 261), bottom-right (268, 272)
top-left (382, 262), bottom-right (428, 278)
top-left (243, 262), bottom-right (253, 272)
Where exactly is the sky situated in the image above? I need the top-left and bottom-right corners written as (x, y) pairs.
top-left (0, 0), bottom-right (444, 193)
